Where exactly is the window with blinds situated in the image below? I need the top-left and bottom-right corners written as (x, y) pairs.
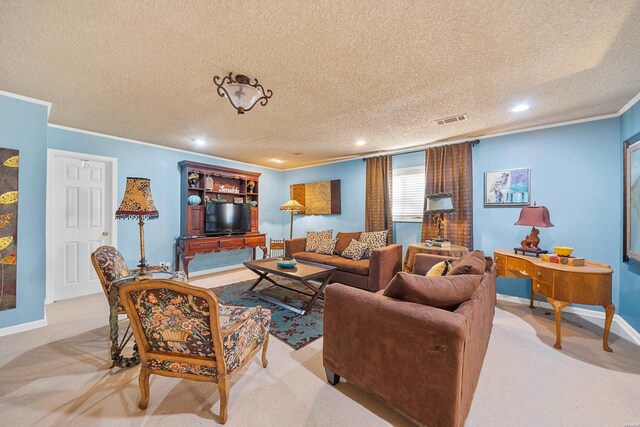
top-left (392, 166), bottom-right (425, 221)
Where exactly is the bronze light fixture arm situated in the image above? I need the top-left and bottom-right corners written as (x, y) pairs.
top-left (213, 72), bottom-right (273, 114)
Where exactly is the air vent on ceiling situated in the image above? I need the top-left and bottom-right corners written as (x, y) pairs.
top-left (435, 114), bottom-right (468, 125)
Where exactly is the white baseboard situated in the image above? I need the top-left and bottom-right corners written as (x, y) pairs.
top-left (188, 263), bottom-right (244, 278)
top-left (0, 317), bottom-right (48, 337)
top-left (496, 293), bottom-right (640, 346)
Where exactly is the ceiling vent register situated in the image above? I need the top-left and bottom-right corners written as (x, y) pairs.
top-left (435, 114), bottom-right (469, 125)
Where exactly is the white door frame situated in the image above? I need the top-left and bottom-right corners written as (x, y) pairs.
top-left (45, 149), bottom-right (118, 304)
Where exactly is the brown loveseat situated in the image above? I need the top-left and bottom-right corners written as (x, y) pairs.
top-left (323, 252), bottom-right (496, 426)
top-left (284, 232), bottom-right (402, 292)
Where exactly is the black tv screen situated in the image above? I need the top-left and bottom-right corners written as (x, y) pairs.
top-left (205, 202), bottom-right (251, 234)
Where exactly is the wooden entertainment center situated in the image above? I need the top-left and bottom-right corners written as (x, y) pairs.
top-left (175, 160), bottom-right (267, 276)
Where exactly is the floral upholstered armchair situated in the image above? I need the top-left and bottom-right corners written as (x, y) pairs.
top-left (91, 245), bottom-right (189, 367)
top-left (119, 279), bottom-right (270, 424)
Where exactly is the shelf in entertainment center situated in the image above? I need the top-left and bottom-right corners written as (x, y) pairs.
top-left (206, 190), bottom-right (246, 195)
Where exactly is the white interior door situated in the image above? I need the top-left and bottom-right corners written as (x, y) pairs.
top-left (49, 151), bottom-right (116, 302)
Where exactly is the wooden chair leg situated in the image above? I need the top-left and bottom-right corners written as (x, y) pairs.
top-left (138, 367), bottom-right (150, 410)
top-left (217, 377), bottom-right (230, 424)
top-left (262, 334), bottom-right (269, 368)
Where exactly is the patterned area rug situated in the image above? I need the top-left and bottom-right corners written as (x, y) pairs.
top-left (210, 278), bottom-right (323, 350)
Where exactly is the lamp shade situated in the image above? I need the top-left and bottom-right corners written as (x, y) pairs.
top-left (115, 177), bottom-right (159, 220)
top-left (223, 82), bottom-right (264, 111)
top-left (280, 199), bottom-right (304, 212)
top-left (514, 206), bottom-right (553, 228)
top-left (425, 193), bottom-right (455, 213)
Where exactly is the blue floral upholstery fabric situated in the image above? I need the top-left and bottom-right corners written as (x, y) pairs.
top-left (132, 287), bottom-right (270, 377)
top-left (220, 305), bottom-right (271, 375)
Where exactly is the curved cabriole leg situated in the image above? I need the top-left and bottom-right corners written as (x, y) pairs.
top-left (529, 281), bottom-right (535, 308)
top-left (138, 367), bottom-right (150, 410)
top-left (262, 334), bottom-right (269, 368)
top-left (603, 304), bottom-right (615, 352)
top-left (548, 297), bottom-right (570, 350)
top-left (217, 377), bottom-right (230, 424)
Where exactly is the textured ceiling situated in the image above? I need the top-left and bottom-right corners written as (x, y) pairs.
top-left (1, 1), bottom-right (640, 169)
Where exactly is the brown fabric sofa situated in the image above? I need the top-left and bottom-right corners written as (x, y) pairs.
top-left (323, 252), bottom-right (496, 426)
top-left (284, 232), bottom-right (402, 292)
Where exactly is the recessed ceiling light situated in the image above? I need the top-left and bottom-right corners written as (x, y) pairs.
top-left (191, 138), bottom-right (206, 146)
top-left (272, 158), bottom-right (284, 163)
top-left (511, 104), bottom-right (530, 112)
top-left (356, 140), bottom-right (367, 146)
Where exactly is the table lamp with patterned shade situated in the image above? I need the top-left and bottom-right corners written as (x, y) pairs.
top-left (425, 193), bottom-right (455, 241)
top-left (514, 204), bottom-right (554, 256)
top-left (115, 177), bottom-right (159, 275)
top-left (280, 199), bottom-right (305, 239)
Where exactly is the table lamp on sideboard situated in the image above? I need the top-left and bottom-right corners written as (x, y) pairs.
top-left (425, 193), bottom-right (455, 241)
top-left (514, 204), bottom-right (554, 257)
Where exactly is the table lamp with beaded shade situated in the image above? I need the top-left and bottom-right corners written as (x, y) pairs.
top-left (115, 177), bottom-right (159, 275)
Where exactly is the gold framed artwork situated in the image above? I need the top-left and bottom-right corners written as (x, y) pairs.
top-left (0, 148), bottom-right (18, 312)
top-left (290, 180), bottom-right (341, 215)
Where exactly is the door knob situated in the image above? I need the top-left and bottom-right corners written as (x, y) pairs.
top-left (102, 231), bottom-right (109, 237)
top-left (536, 284), bottom-right (541, 291)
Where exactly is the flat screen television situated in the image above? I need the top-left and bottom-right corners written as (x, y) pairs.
top-left (205, 202), bottom-right (251, 235)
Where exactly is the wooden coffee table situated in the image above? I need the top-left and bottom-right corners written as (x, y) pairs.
top-left (243, 258), bottom-right (337, 315)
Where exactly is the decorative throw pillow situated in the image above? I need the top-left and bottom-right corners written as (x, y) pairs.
top-left (383, 272), bottom-right (482, 309)
top-left (334, 232), bottom-right (362, 255)
top-left (305, 230), bottom-right (333, 252)
top-left (315, 238), bottom-right (337, 255)
top-left (358, 230), bottom-right (388, 258)
top-left (447, 251), bottom-right (486, 276)
top-left (341, 239), bottom-right (370, 261)
top-left (426, 260), bottom-right (452, 277)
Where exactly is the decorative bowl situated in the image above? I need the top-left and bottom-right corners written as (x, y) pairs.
top-left (554, 246), bottom-right (574, 257)
top-left (277, 258), bottom-right (297, 268)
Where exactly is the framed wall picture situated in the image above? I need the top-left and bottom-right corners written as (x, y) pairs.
top-left (624, 141), bottom-right (640, 262)
top-left (484, 168), bottom-right (530, 207)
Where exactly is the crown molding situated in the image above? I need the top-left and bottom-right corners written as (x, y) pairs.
top-left (47, 123), bottom-right (281, 172)
top-left (0, 89), bottom-right (52, 120)
top-left (618, 89), bottom-right (640, 116)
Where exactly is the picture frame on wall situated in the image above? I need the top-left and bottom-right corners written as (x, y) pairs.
top-left (624, 141), bottom-right (640, 262)
top-left (484, 168), bottom-right (530, 207)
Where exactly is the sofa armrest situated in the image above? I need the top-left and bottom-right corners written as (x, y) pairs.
top-left (413, 253), bottom-right (459, 276)
top-left (368, 244), bottom-right (402, 291)
top-left (323, 284), bottom-right (467, 426)
top-left (284, 238), bottom-right (306, 258)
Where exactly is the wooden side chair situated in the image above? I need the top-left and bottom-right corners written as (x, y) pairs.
top-left (119, 279), bottom-right (270, 424)
top-left (269, 238), bottom-right (285, 258)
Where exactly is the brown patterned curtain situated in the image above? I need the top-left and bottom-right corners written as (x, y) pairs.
top-left (365, 155), bottom-right (393, 243)
top-left (421, 142), bottom-right (473, 249)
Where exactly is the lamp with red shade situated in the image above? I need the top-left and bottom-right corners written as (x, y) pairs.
top-left (514, 204), bottom-right (554, 257)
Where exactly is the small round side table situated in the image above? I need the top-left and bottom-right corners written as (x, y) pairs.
top-left (403, 242), bottom-right (470, 272)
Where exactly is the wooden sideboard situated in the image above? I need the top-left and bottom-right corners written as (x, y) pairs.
top-left (494, 249), bottom-right (614, 352)
top-left (176, 234), bottom-right (267, 277)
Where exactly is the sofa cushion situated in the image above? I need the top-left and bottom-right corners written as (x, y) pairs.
top-left (447, 251), bottom-right (486, 276)
top-left (325, 256), bottom-right (370, 276)
top-left (341, 239), bottom-right (369, 261)
top-left (305, 230), bottom-right (333, 252)
top-left (426, 260), bottom-right (452, 277)
top-left (383, 272), bottom-right (481, 309)
top-left (334, 232), bottom-right (362, 255)
top-left (316, 238), bottom-right (337, 255)
top-left (358, 230), bottom-right (388, 258)
top-left (292, 251), bottom-right (338, 264)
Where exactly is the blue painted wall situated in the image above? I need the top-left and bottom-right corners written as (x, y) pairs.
top-left (474, 119), bottom-right (622, 309)
top-left (282, 160), bottom-right (366, 238)
top-left (46, 127), bottom-right (285, 273)
top-left (620, 99), bottom-right (640, 332)
top-left (0, 95), bottom-right (48, 328)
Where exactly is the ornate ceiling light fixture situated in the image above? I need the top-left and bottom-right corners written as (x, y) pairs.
top-left (213, 72), bottom-right (273, 114)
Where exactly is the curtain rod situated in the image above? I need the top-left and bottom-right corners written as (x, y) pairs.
top-left (362, 139), bottom-right (480, 161)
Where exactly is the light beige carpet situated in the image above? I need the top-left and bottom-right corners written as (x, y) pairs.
top-left (0, 268), bottom-right (639, 426)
